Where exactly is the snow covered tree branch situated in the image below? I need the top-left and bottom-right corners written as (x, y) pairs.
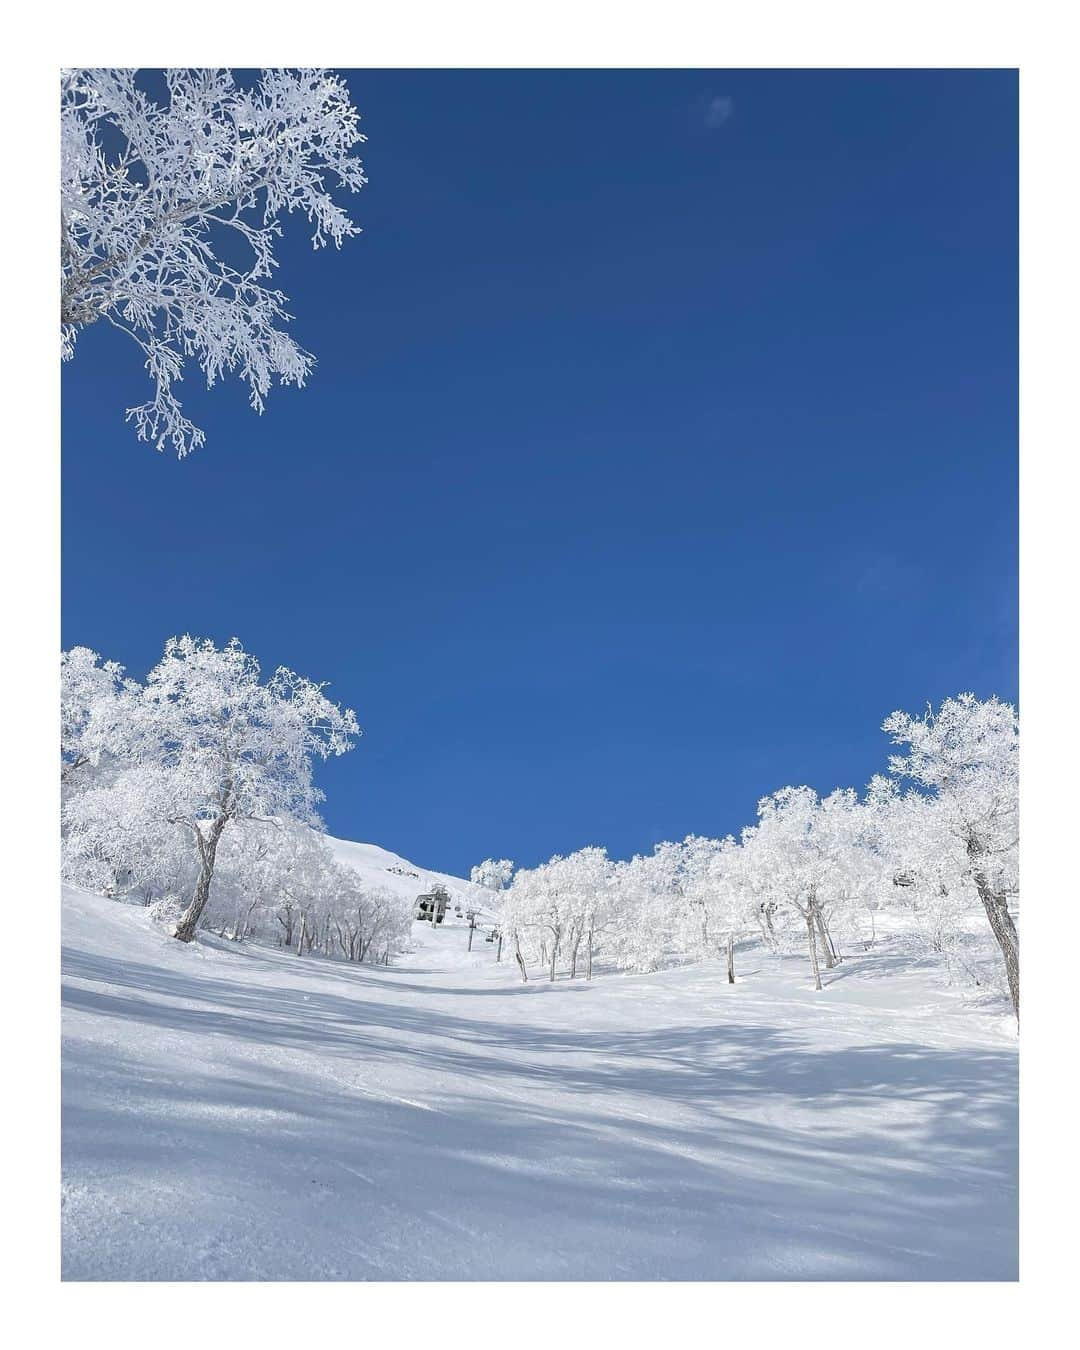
top-left (61, 68), bottom-right (366, 456)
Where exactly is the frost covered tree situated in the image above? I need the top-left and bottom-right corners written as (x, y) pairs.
top-left (570, 847), bottom-right (615, 980)
top-left (742, 788), bottom-right (842, 991)
top-left (198, 821), bottom-right (411, 962)
top-left (698, 837), bottom-right (752, 983)
top-left (603, 849), bottom-right (677, 973)
top-left (61, 646), bottom-right (139, 782)
top-left (59, 656), bottom-right (1020, 1010)
top-left (470, 858), bottom-right (515, 893)
top-left (494, 865), bottom-right (537, 982)
top-left (864, 777), bottom-right (970, 961)
top-left (882, 695), bottom-right (1019, 1018)
top-left (662, 835), bottom-right (729, 957)
top-left (57, 637), bottom-right (421, 959)
top-left (61, 648), bottom-right (178, 901)
top-left (548, 847), bottom-right (613, 979)
top-left (61, 68), bottom-right (365, 455)
top-left (62, 757), bottom-right (194, 904)
top-left (501, 848), bottom-right (614, 981)
top-left (135, 636), bottom-right (359, 942)
top-left (603, 853), bottom-right (654, 970)
top-left (205, 819), bottom-right (281, 941)
top-left (600, 835), bottom-right (755, 982)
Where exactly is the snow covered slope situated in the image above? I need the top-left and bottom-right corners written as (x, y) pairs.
top-left (61, 875), bottom-right (1017, 1281)
top-left (323, 834), bottom-right (499, 922)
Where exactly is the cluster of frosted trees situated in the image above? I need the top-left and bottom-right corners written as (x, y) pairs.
top-left (61, 637), bottom-right (412, 961)
top-left (492, 694), bottom-right (1019, 1017)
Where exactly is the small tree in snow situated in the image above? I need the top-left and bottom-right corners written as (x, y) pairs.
top-left (61, 68), bottom-right (366, 456)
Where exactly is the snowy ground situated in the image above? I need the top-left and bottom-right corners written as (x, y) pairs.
top-left (62, 880), bottom-right (1017, 1281)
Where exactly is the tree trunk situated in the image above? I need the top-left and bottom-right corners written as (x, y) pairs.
top-left (240, 899), bottom-right (259, 942)
top-left (972, 869), bottom-right (1020, 1020)
top-left (823, 909), bottom-right (842, 963)
top-left (514, 936), bottom-right (528, 983)
top-left (174, 814), bottom-right (229, 943)
top-left (726, 932), bottom-right (735, 984)
top-left (758, 902), bottom-right (778, 951)
top-left (549, 936), bottom-right (558, 982)
top-left (806, 914), bottom-right (822, 991)
top-left (815, 909), bottom-right (838, 969)
top-left (586, 930), bottom-right (594, 981)
top-left (569, 931), bottom-right (582, 979)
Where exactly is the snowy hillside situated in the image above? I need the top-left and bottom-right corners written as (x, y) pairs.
top-left (323, 834), bottom-right (499, 922)
top-left (62, 859), bottom-right (1017, 1281)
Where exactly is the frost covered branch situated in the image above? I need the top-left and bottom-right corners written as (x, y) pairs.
top-left (61, 68), bottom-right (366, 456)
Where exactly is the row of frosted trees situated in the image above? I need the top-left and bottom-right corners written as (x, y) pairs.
top-left (484, 694), bottom-right (1019, 1017)
top-left (61, 637), bottom-right (413, 960)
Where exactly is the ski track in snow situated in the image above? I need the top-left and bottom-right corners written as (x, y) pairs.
top-left (61, 883), bottom-right (1017, 1281)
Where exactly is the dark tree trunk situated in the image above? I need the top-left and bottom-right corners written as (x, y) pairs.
top-left (726, 932), bottom-right (735, 984)
top-left (174, 814), bottom-right (229, 943)
top-left (972, 867), bottom-right (1020, 1020)
top-left (569, 930), bottom-right (582, 979)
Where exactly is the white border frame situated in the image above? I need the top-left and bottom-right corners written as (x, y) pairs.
top-left (5, 3), bottom-right (1071, 1342)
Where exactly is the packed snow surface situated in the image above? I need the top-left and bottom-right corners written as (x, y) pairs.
top-left (62, 853), bottom-right (1017, 1281)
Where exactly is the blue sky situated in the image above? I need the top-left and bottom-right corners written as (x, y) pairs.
top-left (61, 69), bottom-right (1017, 876)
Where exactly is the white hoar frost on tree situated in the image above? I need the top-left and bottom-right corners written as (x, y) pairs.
top-left (61, 636), bottom-right (362, 944)
top-left (484, 695), bottom-right (1018, 1017)
top-left (61, 68), bottom-right (366, 456)
top-left (63, 660), bottom-right (1019, 1016)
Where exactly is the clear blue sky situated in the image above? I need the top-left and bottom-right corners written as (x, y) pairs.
top-left (61, 69), bottom-right (1017, 876)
